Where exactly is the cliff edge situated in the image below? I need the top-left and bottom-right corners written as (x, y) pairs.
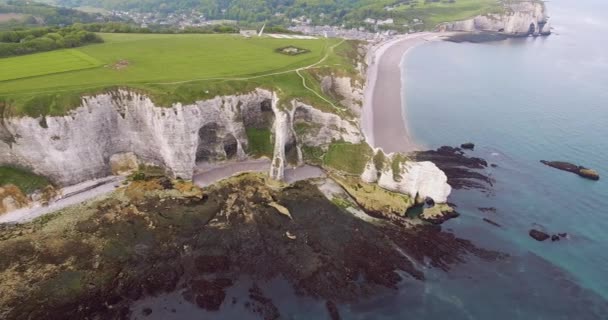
top-left (439, 1), bottom-right (551, 36)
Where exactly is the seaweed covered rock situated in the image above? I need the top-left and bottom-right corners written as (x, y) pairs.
top-left (540, 161), bottom-right (600, 181)
top-left (420, 203), bottom-right (460, 225)
top-left (0, 174), bottom-right (503, 319)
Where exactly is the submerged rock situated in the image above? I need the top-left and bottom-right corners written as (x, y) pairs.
top-left (326, 300), bottom-right (341, 320)
top-left (529, 229), bottom-right (550, 241)
top-left (483, 218), bottom-right (501, 228)
top-left (540, 160), bottom-right (600, 181)
top-left (460, 142), bottom-right (475, 150)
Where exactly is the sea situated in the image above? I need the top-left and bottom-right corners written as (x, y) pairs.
top-left (398, 0), bottom-right (608, 318)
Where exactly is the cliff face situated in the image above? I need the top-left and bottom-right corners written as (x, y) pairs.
top-left (0, 79), bottom-right (453, 212)
top-left (361, 153), bottom-right (451, 203)
top-left (439, 1), bottom-right (551, 36)
top-left (0, 89), bottom-right (361, 186)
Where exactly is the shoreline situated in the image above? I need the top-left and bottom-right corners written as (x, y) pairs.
top-left (362, 32), bottom-right (450, 154)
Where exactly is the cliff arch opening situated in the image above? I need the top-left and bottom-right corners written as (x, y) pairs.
top-left (528, 23), bottom-right (536, 35)
top-left (243, 99), bottom-right (275, 129)
top-left (223, 134), bottom-right (238, 159)
top-left (196, 123), bottom-right (220, 163)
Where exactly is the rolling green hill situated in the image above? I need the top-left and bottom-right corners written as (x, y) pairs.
top-left (0, 33), bottom-right (354, 117)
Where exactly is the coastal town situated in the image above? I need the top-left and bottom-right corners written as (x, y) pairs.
top-left (107, 10), bottom-right (401, 41)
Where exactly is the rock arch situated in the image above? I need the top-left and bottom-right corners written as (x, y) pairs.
top-left (223, 134), bottom-right (238, 159)
top-left (196, 123), bottom-right (220, 163)
top-left (528, 22), bottom-right (536, 35)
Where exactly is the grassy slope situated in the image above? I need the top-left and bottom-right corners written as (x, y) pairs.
top-left (0, 49), bottom-right (102, 82)
top-left (246, 128), bottom-right (273, 158)
top-left (0, 33), bottom-right (350, 117)
top-left (324, 142), bottom-right (373, 175)
top-left (0, 166), bottom-right (51, 194)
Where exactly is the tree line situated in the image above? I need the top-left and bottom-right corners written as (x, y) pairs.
top-left (77, 22), bottom-right (239, 34)
top-left (0, 25), bottom-right (103, 58)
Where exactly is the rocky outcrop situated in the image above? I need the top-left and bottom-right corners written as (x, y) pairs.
top-left (420, 203), bottom-right (459, 225)
top-left (0, 185), bottom-right (29, 215)
top-left (361, 152), bottom-right (452, 203)
top-left (529, 229), bottom-right (550, 241)
top-left (460, 142), bottom-right (475, 150)
top-left (540, 160), bottom-right (600, 181)
top-left (439, 1), bottom-right (551, 36)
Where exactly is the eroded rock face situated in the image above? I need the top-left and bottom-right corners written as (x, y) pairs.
top-left (320, 75), bottom-right (364, 116)
top-left (361, 153), bottom-right (452, 203)
top-left (0, 87), bottom-right (364, 184)
top-left (412, 146), bottom-right (493, 192)
top-left (109, 152), bottom-right (139, 176)
top-left (0, 89), bottom-right (276, 185)
top-left (439, 1), bottom-right (551, 36)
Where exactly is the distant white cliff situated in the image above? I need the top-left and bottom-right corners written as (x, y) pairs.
top-left (439, 1), bottom-right (551, 36)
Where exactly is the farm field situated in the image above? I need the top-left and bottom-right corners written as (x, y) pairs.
top-left (0, 49), bottom-right (101, 82)
top-left (0, 33), bottom-right (344, 116)
top-left (384, 0), bottom-right (504, 28)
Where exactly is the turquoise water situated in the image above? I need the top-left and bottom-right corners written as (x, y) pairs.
top-left (402, 0), bottom-right (608, 317)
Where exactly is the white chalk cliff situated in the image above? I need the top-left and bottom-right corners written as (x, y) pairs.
top-left (0, 89), bottom-right (362, 186)
top-left (361, 153), bottom-right (452, 203)
top-left (439, 1), bottom-right (551, 36)
top-left (1, 74), bottom-right (454, 214)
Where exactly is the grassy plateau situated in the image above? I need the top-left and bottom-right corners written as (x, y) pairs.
top-left (0, 33), bottom-right (351, 117)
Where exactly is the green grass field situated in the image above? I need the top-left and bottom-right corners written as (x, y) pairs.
top-left (392, 0), bottom-right (504, 27)
top-left (0, 49), bottom-right (102, 82)
top-left (323, 142), bottom-right (373, 175)
top-left (0, 33), bottom-right (350, 117)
